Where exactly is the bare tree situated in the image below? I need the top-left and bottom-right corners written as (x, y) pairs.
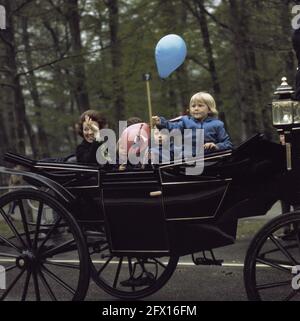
top-left (183, 0), bottom-right (225, 121)
top-left (66, 0), bottom-right (90, 113)
top-left (0, 0), bottom-right (27, 154)
top-left (105, 0), bottom-right (126, 121)
top-left (22, 16), bottom-right (47, 157)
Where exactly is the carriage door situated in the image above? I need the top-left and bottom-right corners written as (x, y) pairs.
top-left (159, 158), bottom-right (232, 222)
top-left (101, 170), bottom-right (170, 256)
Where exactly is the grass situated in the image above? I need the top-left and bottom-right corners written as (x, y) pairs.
top-left (236, 219), bottom-right (269, 240)
top-left (0, 220), bottom-right (24, 238)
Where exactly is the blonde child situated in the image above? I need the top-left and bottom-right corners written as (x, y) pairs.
top-left (152, 92), bottom-right (232, 153)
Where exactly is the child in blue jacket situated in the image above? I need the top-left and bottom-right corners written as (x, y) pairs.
top-left (152, 92), bottom-right (232, 155)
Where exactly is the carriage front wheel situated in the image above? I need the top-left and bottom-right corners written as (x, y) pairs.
top-left (0, 189), bottom-right (90, 301)
top-left (88, 229), bottom-right (179, 300)
top-left (244, 212), bottom-right (300, 301)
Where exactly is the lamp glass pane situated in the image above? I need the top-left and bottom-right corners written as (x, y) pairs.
top-left (272, 101), bottom-right (293, 125)
top-left (293, 101), bottom-right (300, 124)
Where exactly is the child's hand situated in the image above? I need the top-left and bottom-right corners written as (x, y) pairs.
top-left (152, 116), bottom-right (160, 126)
top-left (204, 142), bottom-right (218, 150)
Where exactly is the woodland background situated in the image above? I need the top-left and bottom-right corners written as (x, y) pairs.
top-left (0, 0), bottom-right (298, 159)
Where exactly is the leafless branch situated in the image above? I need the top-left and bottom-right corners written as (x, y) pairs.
top-left (12, 0), bottom-right (34, 15)
top-left (182, 0), bottom-right (232, 33)
top-left (187, 54), bottom-right (209, 71)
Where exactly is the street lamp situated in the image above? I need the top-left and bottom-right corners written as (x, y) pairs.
top-left (272, 77), bottom-right (297, 127)
top-left (272, 77), bottom-right (300, 170)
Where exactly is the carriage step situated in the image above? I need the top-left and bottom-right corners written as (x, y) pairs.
top-left (193, 257), bottom-right (223, 266)
top-left (84, 230), bottom-right (106, 248)
top-left (84, 230), bottom-right (106, 239)
top-left (192, 250), bottom-right (223, 266)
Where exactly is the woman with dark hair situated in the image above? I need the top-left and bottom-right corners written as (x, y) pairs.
top-left (76, 109), bottom-right (111, 164)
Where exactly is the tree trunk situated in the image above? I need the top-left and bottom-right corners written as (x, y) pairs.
top-left (1, 0), bottom-right (26, 154)
top-left (22, 17), bottom-right (46, 158)
top-left (0, 37), bottom-right (14, 155)
top-left (280, 0), bottom-right (295, 85)
top-left (228, 0), bottom-right (257, 141)
top-left (184, 0), bottom-right (224, 121)
top-left (106, 0), bottom-right (125, 121)
top-left (43, 19), bottom-right (76, 150)
top-left (66, 0), bottom-right (90, 113)
top-left (194, 0), bottom-right (222, 107)
top-left (176, 2), bottom-right (190, 113)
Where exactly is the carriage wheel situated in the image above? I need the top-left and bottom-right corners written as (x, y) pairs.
top-left (88, 228), bottom-right (179, 300)
top-left (244, 212), bottom-right (300, 301)
top-left (0, 189), bottom-right (90, 301)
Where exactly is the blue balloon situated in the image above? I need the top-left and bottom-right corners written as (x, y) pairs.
top-left (155, 34), bottom-right (187, 79)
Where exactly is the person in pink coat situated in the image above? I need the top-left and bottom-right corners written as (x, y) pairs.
top-left (118, 122), bottom-right (150, 170)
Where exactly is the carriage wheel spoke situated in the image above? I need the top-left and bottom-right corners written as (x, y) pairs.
top-left (41, 265), bottom-right (75, 294)
top-left (32, 271), bottom-right (41, 301)
top-left (259, 243), bottom-right (298, 258)
top-left (153, 258), bottom-right (167, 269)
top-left (38, 270), bottom-right (57, 301)
top-left (41, 239), bottom-right (76, 258)
top-left (0, 268), bottom-right (25, 301)
top-left (21, 271), bottom-right (31, 301)
top-left (283, 289), bottom-right (299, 301)
top-left (113, 257), bottom-right (123, 289)
top-left (17, 200), bottom-right (32, 249)
top-left (291, 222), bottom-right (300, 258)
top-left (100, 244), bottom-right (109, 252)
top-left (0, 208), bottom-right (26, 249)
top-left (0, 252), bottom-right (18, 258)
top-left (44, 260), bottom-right (80, 270)
top-left (33, 202), bottom-right (44, 250)
top-left (128, 257), bottom-right (135, 292)
top-left (269, 234), bottom-right (298, 265)
top-left (256, 257), bottom-right (291, 273)
top-left (256, 280), bottom-right (291, 290)
top-left (5, 264), bottom-right (17, 272)
top-left (97, 256), bottom-right (113, 276)
top-left (37, 218), bottom-right (62, 254)
top-left (0, 234), bottom-right (21, 253)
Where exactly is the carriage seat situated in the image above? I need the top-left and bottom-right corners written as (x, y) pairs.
top-left (64, 154), bottom-right (77, 163)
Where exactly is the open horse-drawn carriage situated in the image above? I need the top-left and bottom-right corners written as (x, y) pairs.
top-left (0, 79), bottom-right (300, 301)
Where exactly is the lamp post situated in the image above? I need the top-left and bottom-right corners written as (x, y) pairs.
top-left (272, 77), bottom-right (300, 170)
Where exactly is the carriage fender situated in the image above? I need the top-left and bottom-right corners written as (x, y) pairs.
top-left (0, 166), bottom-right (76, 206)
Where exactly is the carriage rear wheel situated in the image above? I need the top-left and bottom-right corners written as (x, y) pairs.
top-left (244, 212), bottom-right (300, 301)
top-left (0, 189), bottom-right (90, 301)
top-left (87, 229), bottom-right (179, 300)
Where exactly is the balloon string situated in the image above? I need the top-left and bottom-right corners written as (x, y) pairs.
top-left (146, 80), bottom-right (153, 128)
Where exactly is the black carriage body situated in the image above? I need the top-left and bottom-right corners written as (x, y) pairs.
top-left (3, 134), bottom-right (293, 257)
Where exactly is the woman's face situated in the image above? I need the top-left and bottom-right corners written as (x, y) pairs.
top-left (189, 100), bottom-right (209, 120)
top-left (82, 120), bottom-right (99, 143)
